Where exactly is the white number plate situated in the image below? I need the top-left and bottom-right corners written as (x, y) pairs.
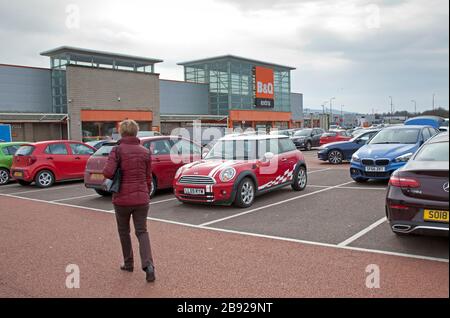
top-left (365, 166), bottom-right (386, 172)
top-left (184, 188), bottom-right (205, 195)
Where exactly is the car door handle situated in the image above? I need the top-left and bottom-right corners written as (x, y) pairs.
top-left (75, 157), bottom-right (81, 160)
top-left (46, 157), bottom-right (53, 160)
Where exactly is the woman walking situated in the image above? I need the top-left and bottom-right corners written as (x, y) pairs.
top-left (103, 120), bottom-right (155, 282)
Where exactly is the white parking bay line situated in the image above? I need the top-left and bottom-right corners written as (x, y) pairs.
top-left (308, 168), bottom-right (332, 174)
top-left (1, 193), bottom-right (448, 263)
top-left (151, 198), bottom-right (178, 205)
top-left (199, 181), bottom-right (354, 227)
top-left (9, 184), bottom-right (83, 195)
top-left (53, 194), bottom-right (99, 202)
top-left (338, 217), bottom-right (388, 247)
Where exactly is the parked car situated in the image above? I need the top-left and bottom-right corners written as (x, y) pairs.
top-left (11, 141), bottom-right (96, 188)
top-left (386, 132), bottom-right (449, 236)
top-left (84, 136), bottom-right (202, 197)
top-left (173, 134), bottom-right (307, 208)
top-left (270, 129), bottom-right (298, 138)
top-left (317, 129), bottom-right (380, 164)
top-left (290, 128), bottom-right (325, 151)
top-left (404, 116), bottom-right (445, 130)
top-left (0, 142), bottom-right (27, 185)
top-left (350, 125), bottom-right (439, 182)
top-left (85, 139), bottom-right (113, 150)
top-left (319, 130), bottom-right (352, 146)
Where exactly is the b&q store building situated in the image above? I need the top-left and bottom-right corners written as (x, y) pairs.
top-left (0, 47), bottom-right (303, 142)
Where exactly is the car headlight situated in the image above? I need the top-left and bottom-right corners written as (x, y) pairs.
top-left (352, 154), bottom-right (361, 162)
top-left (394, 153), bottom-right (413, 163)
top-left (219, 167), bottom-right (236, 182)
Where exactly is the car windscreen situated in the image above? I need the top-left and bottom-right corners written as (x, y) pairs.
top-left (15, 145), bottom-right (35, 156)
top-left (93, 144), bottom-right (116, 157)
top-left (414, 142), bottom-right (449, 161)
top-left (369, 128), bottom-right (420, 145)
top-left (294, 130), bottom-right (312, 137)
top-left (205, 140), bottom-right (258, 160)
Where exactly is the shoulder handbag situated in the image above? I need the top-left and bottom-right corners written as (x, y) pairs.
top-left (103, 146), bottom-right (122, 193)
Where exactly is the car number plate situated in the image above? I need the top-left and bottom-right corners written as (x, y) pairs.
top-left (13, 171), bottom-right (23, 177)
top-left (91, 173), bottom-right (104, 181)
top-left (365, 166), bottom-right (386, 172)
top-left (184, 188), bottom-right (205, 195)
top-left (424, 210), bottom-right (449, 223)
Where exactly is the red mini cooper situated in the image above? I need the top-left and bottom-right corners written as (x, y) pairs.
top-left (173, 134), bottom-right (308, 208)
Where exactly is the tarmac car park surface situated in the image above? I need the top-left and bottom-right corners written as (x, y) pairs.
top-left (0, 149), bottom-right (448, 297)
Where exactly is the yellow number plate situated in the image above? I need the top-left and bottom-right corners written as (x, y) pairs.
top-left (91, 173), bottom-right (104, 181)
top-left (424, 210), bottom-right (449, 223)
top-left (13, 171), bottom-right (23, 177)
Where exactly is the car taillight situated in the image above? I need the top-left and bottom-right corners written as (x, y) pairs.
top-left (27, 156), bottom-right (37, 166)
top-left (389, 175), bottom-right (420, 188)
top-left (389, 204), bottom-right (410, 210)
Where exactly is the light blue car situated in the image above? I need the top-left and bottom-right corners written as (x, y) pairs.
top-left (350, 125), bottom-right (439, 182)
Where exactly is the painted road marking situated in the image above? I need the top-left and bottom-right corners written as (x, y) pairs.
top-left (151, 198), bottom-right (178, 205)
top-left (198, 181), bottom-right (355, 227)
top-left (0, 193), bottom-right (447, 263)
top-left (308, 168), bottom-right (333, 174)
top-left (338, 217), bottom-right (388, 247)
top-left (53, 194), bottom-right (99, 202)
top-left (8, 184), bottom-right (83, 195)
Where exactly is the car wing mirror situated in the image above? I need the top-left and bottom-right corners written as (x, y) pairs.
top-left (262, 152), bottom-right (275, 162)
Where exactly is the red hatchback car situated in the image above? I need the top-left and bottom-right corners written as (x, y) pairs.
top-left (11, 141), bottom-right (96, 188)
top-left (84, 136), bottom-right (202, 197)
top-left (319, 130), bottom-right (352, 146)
top-left (174, 134), bottom-right (307, 208)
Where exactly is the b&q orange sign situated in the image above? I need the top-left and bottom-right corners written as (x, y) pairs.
top-left (254, 66), bottom-right (274, 108)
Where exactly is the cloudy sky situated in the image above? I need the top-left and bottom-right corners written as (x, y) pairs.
top-left (0, 0), bottom-right (448, 113)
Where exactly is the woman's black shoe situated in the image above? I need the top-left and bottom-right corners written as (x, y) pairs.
top-left (144, 266), bottom-right (155, 282)
top-left (120, 265), bottom-right (134, 272)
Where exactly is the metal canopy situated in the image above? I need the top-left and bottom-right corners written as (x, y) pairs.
top-left (178, 54), bottom-right (296, 70)
top-left (0, 113), bottom-right (68, 123)
top-left (41, 46), bottom-right (163, 68)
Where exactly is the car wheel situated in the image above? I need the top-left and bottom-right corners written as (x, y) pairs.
top-left (95, 189), bottom-right (112, 196)
top-left (35, 170), bottom-right (55, 188)
top-left (352, 177), bottom-right (368, 183)
top-left (305, 141), bottom-right (312, 151)
top-left (149, 176), bottom-right (157, 198)
top-left (234, 178), bottom-right (255, 208)
top-left (0, 168), bottom-right (10, 185)
top-left (292, 166), bottom-right (308, 191)
top-left (18, 180), bottom-right (32, 186)
top-left (328, 150), bottom-right (343, 164)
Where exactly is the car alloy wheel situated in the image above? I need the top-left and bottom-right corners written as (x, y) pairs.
top-left (328, 150), bottom-right (343, 164)
top-left (241, 181), bottom-right (255, 205)
top-left (37, 171), bottom-right (54, 187)
top-left (0, 169), bottom-right (9, 185)
top-left (306, 142), bottom-right (312, 151)
top-left (149, 177), bottom-right (156, 198)
top-left (297, 167), bottom-right (307, 189)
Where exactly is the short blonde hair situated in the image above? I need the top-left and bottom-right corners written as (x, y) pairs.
top-left (119, 119), bottom-right (139, 137)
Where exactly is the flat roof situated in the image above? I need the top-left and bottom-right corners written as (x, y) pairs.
top-left (178, 55), bottom-right (296, 70)
top-left (40, 46), bottom-right (163, 68)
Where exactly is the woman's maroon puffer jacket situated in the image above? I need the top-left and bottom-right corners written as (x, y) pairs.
top-left (103, 136), bottom-right (152, 207)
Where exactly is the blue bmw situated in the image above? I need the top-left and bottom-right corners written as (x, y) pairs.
top-left (350, 125), bottom-right (439, 182)
top-left (317, 129), bottom-right (380, 164)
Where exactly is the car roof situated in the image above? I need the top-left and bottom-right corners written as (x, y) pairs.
top-left (383, 125), bottom-right (430, 130)
top-left (428, 132), bottom-right (449, 143)
top-left (0, 141), bottom-right (27, 147)
top-left (221, 134), bottom-right (288, 141)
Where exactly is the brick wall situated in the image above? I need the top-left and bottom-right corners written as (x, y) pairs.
top-left (66, 65), bottom-right (160, 141)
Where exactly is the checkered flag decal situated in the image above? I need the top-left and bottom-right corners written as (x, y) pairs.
top-left (258, 164), bottom-right (297, 191)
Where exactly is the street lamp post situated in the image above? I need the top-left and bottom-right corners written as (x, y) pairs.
top-left (330, 97), bottom-right (336, 125)
top-left (411, 100), bottom-right (417, 116)
top-left (340, 105), bottom-right (344, 127)
top-left (389, 96), bottom-right (393, 124)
